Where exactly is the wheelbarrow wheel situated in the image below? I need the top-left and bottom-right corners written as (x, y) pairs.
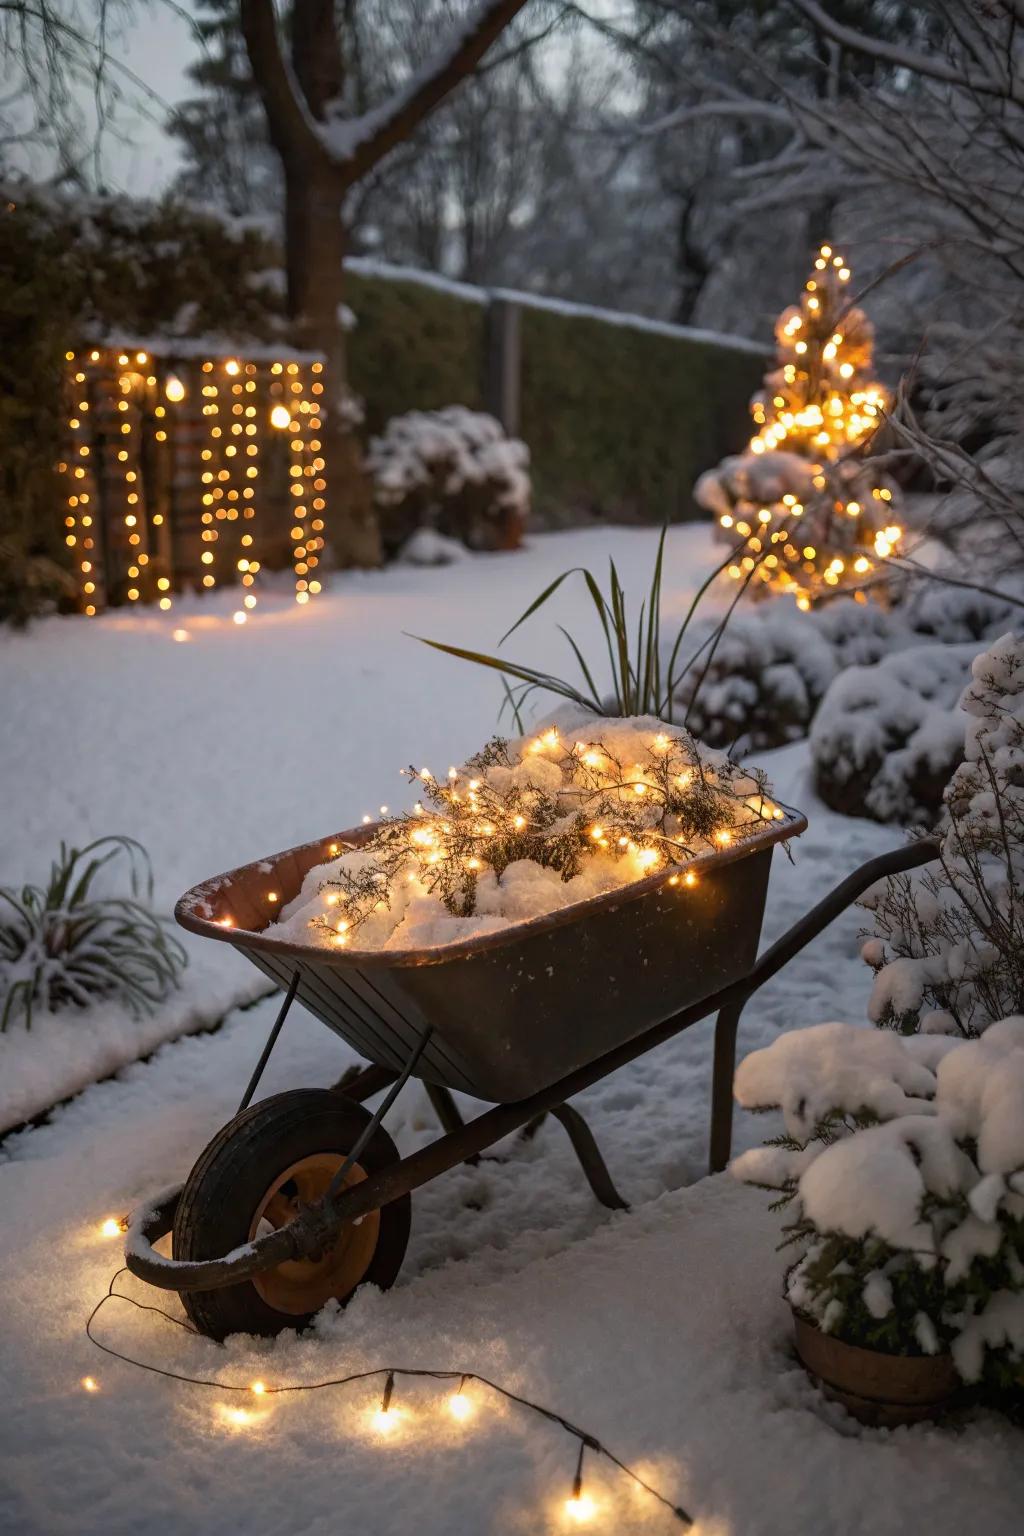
top-left (173, 1089), bottom-right (410, 1341)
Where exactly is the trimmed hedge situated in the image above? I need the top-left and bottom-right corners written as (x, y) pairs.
top-left (519, 305), bottom-right (765, 525)
top-left (345, 269), bottom-right (485, 434)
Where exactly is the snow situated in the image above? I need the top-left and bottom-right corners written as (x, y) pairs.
top-left (2, 525), bottom-right (1023, 1532)
top-left (397, 527), bottom-right (471, 566)
top-left (267, 713), bottom-right (789, 954)
top-left (733, 1020), bottom-right (940, 1139)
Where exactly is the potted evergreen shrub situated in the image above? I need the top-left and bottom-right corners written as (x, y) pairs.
top-left (731, 1018), bottom-right (1024, 1426)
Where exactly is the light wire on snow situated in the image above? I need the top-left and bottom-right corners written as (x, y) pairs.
top-left (86, 1268), bottom-right (692, 1527)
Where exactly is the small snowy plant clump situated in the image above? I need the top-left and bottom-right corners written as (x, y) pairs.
top-left (367, 406), bottom-right (530, 556)
top-left (861, 631), bottom-right (1024, 1034)
top-left (732, 1019), bottom-right (1024, 1394)
top-left (268, 716), bottom-right (787, 953)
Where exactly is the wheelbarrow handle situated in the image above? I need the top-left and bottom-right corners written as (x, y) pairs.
top-left (706, 835), bottom-right (941, 1173)
top-left (739, 835), bottom-right (941, 1004)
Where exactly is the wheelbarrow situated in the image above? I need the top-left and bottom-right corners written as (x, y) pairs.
top-left (125, 812), bottom-right (939, 1340)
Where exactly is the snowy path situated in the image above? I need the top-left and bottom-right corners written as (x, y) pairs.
top-left (2, 527), bottom-right (1021, 1533)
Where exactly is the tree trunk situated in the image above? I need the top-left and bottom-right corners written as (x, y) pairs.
top-left (284, 158), bottom-right (381, 568)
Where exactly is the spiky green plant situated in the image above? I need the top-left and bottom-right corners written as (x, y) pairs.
top-left (0, 836), bottom-right (186, 1030)
top-left (416, 524), bottom-right (765, 726)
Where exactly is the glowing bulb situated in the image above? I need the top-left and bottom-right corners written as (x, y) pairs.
top-left (270, 404), bottom-right (292, 429)
top-left (233, 611), bottom-right (247, 626)
top-left (250, 1381), bottom-right (266, 1396)
top-left (449, 1390), bottom-right (473, 1421)
top-left (172, 628), bottom-right (191, 643)
top-left (225, 359), bottom-right (240, 376)
top-left (565, 1493), bottom-right (596, 1523)
top-left (99, 1217), bottom-right (123, 1239)
top-left (590, 826), bottom-right (604, 840)
top-left (684, 871), bottom-right (697, 887)
top-left (81, 1377), bottom-right (99, 1393)
top-left (165, 374), bottom-right (186, 403)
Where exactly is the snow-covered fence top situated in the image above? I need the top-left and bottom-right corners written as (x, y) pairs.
top-left (346, 257), bottom-right (765, 358)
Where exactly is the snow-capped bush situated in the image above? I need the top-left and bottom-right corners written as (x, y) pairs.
top-left (862, 631), bottom-right (1024, 1037)
top-left (0, 837), bottom-right (186, 1029)
top-left (810, 642), bottom-right (975, 824)
top-left (668, 586), bottom-right (1014, 757)
top-left (367, 407), bottom-right (530, 558)
top-left (672, 606), bottom-right (838, 752)
top-left (732, 1018), bottom-right (1024, 1396)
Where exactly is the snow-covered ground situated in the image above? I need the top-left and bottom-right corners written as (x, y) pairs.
top-left (1, 526), bottom-right (1021, 1534)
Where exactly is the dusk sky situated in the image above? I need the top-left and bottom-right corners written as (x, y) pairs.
top-left (97, 2), bottom-right (198, 191)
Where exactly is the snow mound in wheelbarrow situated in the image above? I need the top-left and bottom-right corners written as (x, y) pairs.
top-left (267, 714), bottom-right (790, 955)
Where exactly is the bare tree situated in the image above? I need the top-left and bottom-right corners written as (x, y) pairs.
top-left (239, 0), bottom-right (533, 564)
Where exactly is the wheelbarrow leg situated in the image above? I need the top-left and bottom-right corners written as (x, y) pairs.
top-left (237, 970), bottom-right (300, 1113)
top-left (551, 1103), bottom-right (629, 1211)
top-left (333, 1061), bottom-right (399, 1102)
top-left (424, 1082), bottom-right (466, 1136)
top-left (708, 999), bottom-right (745, 1175)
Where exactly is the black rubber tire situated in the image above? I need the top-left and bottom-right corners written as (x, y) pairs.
top-left (173, 1089), bottom-right (410, 1341)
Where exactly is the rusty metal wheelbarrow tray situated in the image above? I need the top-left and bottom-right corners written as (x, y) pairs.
top-left (175, 810), bottom-right (805, 1104)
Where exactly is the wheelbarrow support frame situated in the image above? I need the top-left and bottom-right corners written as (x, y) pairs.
top-left (126, 838), bottom-right (939, 1294)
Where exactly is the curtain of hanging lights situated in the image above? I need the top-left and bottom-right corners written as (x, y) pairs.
top-left (60, 347), bottom-right (328, 621)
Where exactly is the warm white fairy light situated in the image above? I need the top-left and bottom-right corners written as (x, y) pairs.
top-left (62, 352), bottom-right (100, 615)
top-left (62, 345), bottom-right (329, 620)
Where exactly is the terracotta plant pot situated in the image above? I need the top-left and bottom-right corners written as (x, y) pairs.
top-left (793, 1314), bottom-right (961, 1427)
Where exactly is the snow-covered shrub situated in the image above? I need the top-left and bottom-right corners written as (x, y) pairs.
top-left (0, 837), bottom-right (186, 1029)
top-left (732, 1019), bottom-right (1024, 1396)
top-left (671, 607), bottom-right (838, 752)
top-left (367, 407), bottom-right (529, 558)
top-left (862, 631), bottom-right (1024, 1038)
top-left (810, 642), bottom-right (975, 824)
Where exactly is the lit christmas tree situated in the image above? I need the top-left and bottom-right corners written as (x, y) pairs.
top-left (695, 245), bottom-right (904, 609)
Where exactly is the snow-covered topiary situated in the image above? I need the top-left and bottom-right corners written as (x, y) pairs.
top-left (367, 406), bottom-right (530, 558)
top-left (861, 631), bottom-right (1024, 1037)
top-left (810, 642), bottom-right (976, 825)
top-left (732, 1018), bottom-right (1024, 1397)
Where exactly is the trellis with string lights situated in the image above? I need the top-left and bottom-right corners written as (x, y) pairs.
top-left (59, 343), bottom-right (329, 621)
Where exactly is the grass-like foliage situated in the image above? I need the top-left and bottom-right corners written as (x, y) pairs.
top-left (416, 523), bottom-right (764, 726)
top-left (0, 837), bottom-right (186, 1030)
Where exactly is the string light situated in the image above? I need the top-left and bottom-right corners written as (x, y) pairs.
top-left (61, 345), bottom-right (327, 620)
top-left (319, 730), bottom-right (784, 942)
top-left (565, 1440), bottom-right (597, 1523)
top-left (86, 1271), bottom-right (694, 1527)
